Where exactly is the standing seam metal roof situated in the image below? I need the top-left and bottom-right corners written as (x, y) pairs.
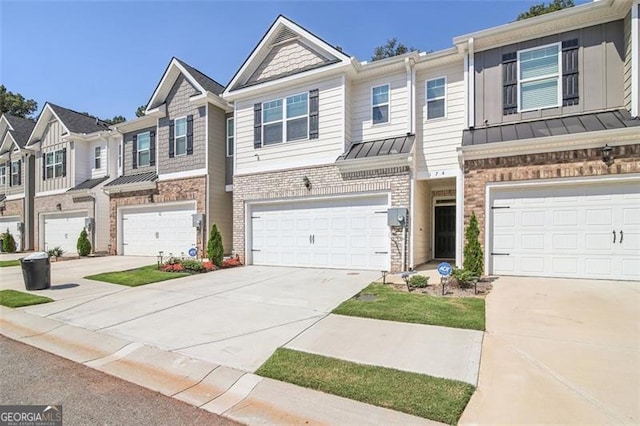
top-left (337, 134), bottom-right (415, 162)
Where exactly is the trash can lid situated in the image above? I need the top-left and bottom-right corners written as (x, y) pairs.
top-left (23, 252), bottom-right (49, 260)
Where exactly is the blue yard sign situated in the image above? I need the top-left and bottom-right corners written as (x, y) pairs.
top-left (437, 262), bottom-right (452, 277)
top-left (188, 247), bottom-right (197, 258)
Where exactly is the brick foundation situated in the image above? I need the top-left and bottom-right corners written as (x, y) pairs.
top-left (33, 193), bottom-right (93, 252)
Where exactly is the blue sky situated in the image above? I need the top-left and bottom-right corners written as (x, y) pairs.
top-left (1, 0), bottom-right (589, 120)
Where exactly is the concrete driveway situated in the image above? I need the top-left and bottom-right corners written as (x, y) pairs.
top-left (4, 258), bottom-right (376, 372)
top-left (460, 276), bottom-right (639, 425)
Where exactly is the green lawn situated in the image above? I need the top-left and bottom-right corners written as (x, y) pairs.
top-left (257, 348), bottom-right (475, 425)
top-left (0, 289), bottom-right (53, 308)
top-left (85, 265), bottom-right (190, 287)
top-left (333, 283), bottom-right (485, 331)
top-left (0, 260), bottom-right (21, 267)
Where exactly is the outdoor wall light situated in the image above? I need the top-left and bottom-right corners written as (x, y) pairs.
top-left (303, 176), bottom-right (312, 191)
top-left (601, 144), bottom-right (614, 166)
top-left (56, 203), bottom-right (62, 211)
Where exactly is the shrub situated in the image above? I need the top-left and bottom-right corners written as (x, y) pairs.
top-left (47, 246), bottom-right (64, 258)
top-left (408, 274), bottom-right (429, 288)
top-left (202, 261), bottom-right (216, 272)
top-left (207, 224), bottom-right (224, 267)
top-left (222, 257), bottom-right (242, 268)
top-left (463, 212), bottom-right (484, 277)
top-left (180, 259), bottom-right (204, 273)
top-left (2, 229), bottom-right (17, 253)
top-left (161, 263), bottom-right (184, 272)
top-left (76, 228), bottom-right (91, 256)
top-left (451, 267), bottom-right (476, 288)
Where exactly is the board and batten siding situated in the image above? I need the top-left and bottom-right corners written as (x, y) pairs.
top-left (474, 20), bottom-right (626, 126)
top-left (235, 76), bottom-right (344, 175)
top-left (207, 103), bottom-right (233, 253)
top-left (415, 62), bottom-right (465, 174)
top-left (36, 120), bottom-right (72, 193)
top-left (351, 71), bottom-right (408, 143)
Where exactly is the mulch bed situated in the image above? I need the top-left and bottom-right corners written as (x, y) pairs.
top-left (390, 277), bottom-right (495, 298)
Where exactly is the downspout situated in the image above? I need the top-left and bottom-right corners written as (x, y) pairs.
top-left (405, 56), bottom-right (416, 270)
top-left (632, 1), bottom-right (639, 117)
top-left (468, 38), bottom-right (475, 129)
top-left (456, 149), bottom-right (464, 268)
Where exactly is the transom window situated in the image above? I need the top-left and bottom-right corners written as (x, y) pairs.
top-left (0, 166), bottom-right (6, 187)
top-left (137, 132), bottom-right (150, 167)
top-left (426, 77), bottom-right (446, 119)
top-left (372, 84), bottom-right (389, 125)
top-left (175, 117), bottom-right (187, 156)
top-left (226, 117), bottom-right (234, 157)
top-left (45, 150), bottom-right (64, 179)
top-left (94, 146), bottom-right (101, 169)
top-left (262, 93), bottom-right (308, 145)
top-left (518, 43), bottom-right (561, 112)
top-left (11, 161), bottom-right (20, 186)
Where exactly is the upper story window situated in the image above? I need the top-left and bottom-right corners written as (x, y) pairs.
top-left (118, 144), bottom-right (122, 169)
top-left (226, 117), bottom-right (234, 157)
top-left (372, 84), bottom-right (389, 125)
top-left (174, 117), bottom-right (187, 156)
top-left (518, 43), bottom-right (561, 112)
top-left (45, 149), bottom-right (65, 179)
top-left (426, 77), bottom-right (446, 120)
top-left (137, 132), bottom-right (151, 167)
top-left (0, 165), bottom-right (6, 187)
top-left (11, 161), bottom-right (20, 186)
top-left (262, 93), bottom-right (308, 145)
top-left (94, 146), bottom-right (101, 169)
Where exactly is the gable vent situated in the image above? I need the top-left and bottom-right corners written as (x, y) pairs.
top-left (272, 27), bottom-right (297, 45)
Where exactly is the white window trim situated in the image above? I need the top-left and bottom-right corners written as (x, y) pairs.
top-left (174, 116), bottom-right (187, 157)
top-left (11, 161), bottom-right (20, 186)
top-left (371, 83), bottom-right (390, 126)
top-left (0, 165), bottom-right (6, 187)
top-left (226, 117), bottom-right (234, 157)
top-left (426, 76), bottom-right (447, 120)
top-left (94, 146), bottom-right (101, 170)
top-left (137, 131), bottom-right (151, 167)
top-left (516, 42), bottom-right (562, 113)
top-left (261, 92), bottom-right (309, 146)
top-left (45, 150), bottom-right (64, 179)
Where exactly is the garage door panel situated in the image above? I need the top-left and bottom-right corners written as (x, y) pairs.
top-left (44, 213), bottom-right (86, 254)
top-left (554, 234), bottom-right (578, 250)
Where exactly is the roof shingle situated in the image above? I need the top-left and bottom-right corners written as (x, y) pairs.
top-left (4, 114), bottom-right (36, 148)
top-left (48, 103), bottom-right (111, 134)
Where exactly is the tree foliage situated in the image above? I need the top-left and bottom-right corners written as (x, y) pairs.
top-left (76, 228), bottom-right (91, 256)
top-left (371, 38), bottom-right (416, 61)
top-left (207, 224), bottom-right (224, 267)
top-left (135, 105), bottom-right (146, 117)
top-left (2, 228), bottom-right (17, 253)
top-left (463, 212), bottom-right (484, 277)
top-left (517, 0), bottom-right (574, 20)
top-left (0, 85), bottom-right (38, 119)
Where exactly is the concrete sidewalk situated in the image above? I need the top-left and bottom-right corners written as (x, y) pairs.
top-left (0, 306), bottom-right (442, 425)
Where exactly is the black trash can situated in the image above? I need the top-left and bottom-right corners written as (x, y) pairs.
top-left (21, 252), bottom-right (51, 291)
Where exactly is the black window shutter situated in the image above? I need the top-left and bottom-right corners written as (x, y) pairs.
top-left (41, 155), bottom-right (45, 181)
top-left (169, 120), bottom-right (175, 158)
top-left (132, 134), bottom-right (138, 169)
top-left (8, 160), bottom-right (13, 187)
top-left (309, 89), bottom-right (319, 139)
top-left (562, 39), bottom-right (579, 107)
top-left (16, 160), bottom-right (21, 186)
top-left (253, 103), bottom-right (262, 149)
top-left (502, 52), bottom-right (517, 115)
top-left (61, 148), bottom-right (67, 177)
top-left (149, 130), bottom-right (156, 166)
top-left (186, 115), bottom-right (194, 155)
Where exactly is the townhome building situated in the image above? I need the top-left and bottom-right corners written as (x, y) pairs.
top-left (25, 103), bottom-right (117, 254)
top-left (456, 0), bottom-right (640, 281)
top-left (224, 16), bottom-right (467, 272)
top-left (0, 113), bottom-right (36, 251)
top-left (104, 58), bottom-right (232, 257)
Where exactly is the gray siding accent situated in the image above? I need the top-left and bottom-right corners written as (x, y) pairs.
top-left (123, 126), bottom-right (156, 176)
top-left (158, 75), bottom-right (206, 174)
top-left (225, 157), bottom-right (233, 186)
top-left (474, 20), bottom-right (626, 126)
top-left (6, 150), bottom-right (24, 196)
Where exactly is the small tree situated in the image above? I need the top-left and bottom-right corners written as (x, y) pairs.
top-left (517, 0), bottom-right (574, 20)
top-left (207, 224), bottom-right (224, 267)
top-left (2, 228), bottom-right (17, 253)
top-left (76, 228), bottom-right (91, 256)
top-left (463, 212), bottom-right (484, 277)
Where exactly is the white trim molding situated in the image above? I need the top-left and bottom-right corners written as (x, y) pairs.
top-left (157, 168), bottom-right (207, 182)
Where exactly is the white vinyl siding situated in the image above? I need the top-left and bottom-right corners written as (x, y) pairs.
top-left (235, 76), bottom-right (344, 175)
top-left (517, 43), bottom-right (562, 112)
top-left (416, 62), bottom-right (465, 174)
top-left (137, 132), bottom-right (151, 167)
top-left (426, 77), bottom-right (446, 120)
top-left (351, 72), bottom-right (407, 143)
top-left (0, 165), bottom-right (6, 187)
top-left (94, 146), bottom-right (101, 169)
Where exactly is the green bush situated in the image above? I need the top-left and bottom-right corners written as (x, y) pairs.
top-left (2, 229), bottom-right (17, 253)
top-left (180, 259), bottom-right (205, 273)
top-left (451, 267), bottom-right (476, 288)
top-left (408, 274), bottom-right (429, 288)
top-left (463, 211), bottom-right (484, 277)
top-left (76, 228), bottom-right (91, 256)
top-left (47, 246), bottom-right (64, 258)
top-left (207, 224), bottom-right (224, 267)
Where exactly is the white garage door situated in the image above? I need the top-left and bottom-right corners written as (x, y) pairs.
top-left (121, 203), bottom-right (196, 256)
top-left (490, 181), bottom-right (640, 281)
top-left (0, 217), bottom-right (22, 251)
top-left (251, 195), bottom-right (390, 270)
top-left (44, 212), bottom-right (87, 254)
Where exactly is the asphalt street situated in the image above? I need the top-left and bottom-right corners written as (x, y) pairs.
top-left (0, 336), bottom-right (238, 426)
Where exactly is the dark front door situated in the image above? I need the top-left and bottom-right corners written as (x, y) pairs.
top-left (434, 205), bottom-right (456, 259)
